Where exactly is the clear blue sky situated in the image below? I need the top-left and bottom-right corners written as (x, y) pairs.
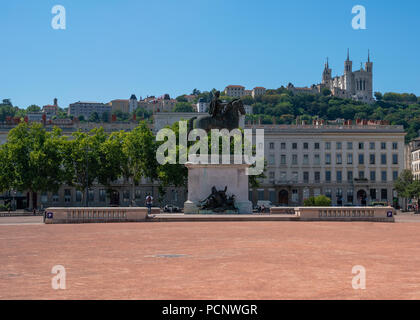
top-left (1, 0), bottom-right (419, 108)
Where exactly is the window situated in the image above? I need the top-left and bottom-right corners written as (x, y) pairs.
top-left (337, 171), bottom-right (342, 183)
top-left (258, 190), bottom-right (264, 200)
top-left (41, 192), bottom-right (48, 203)
top-left (369, 154), bottom-right (375, 165)
top-left (370, 189), bottom-right (377, 201)
top-left (269, 154), bottom-right (275, 165)
top-left (88, 190), bottom-right (94, 202)
top-left (359, 142), bottom-right (364, 150)
top-left (347, 190), bottom-right (354, 203)
top-left (314, 154), bottom-right (320, 165)
top-left (303, 154), bottom-right (309, 165)
top-left (123, 190), bottom-right (130, 202)
top-left (393, 171), bottom-right (399, 181)
top-left (336, 154), bottom-right (342, 164)
top-left (292, 189), bottom-right (299, 203)
top-left (325, 189), bottom-right (332, 199)
top-left (269, 190), bottom-right (276, 203)
top-left (325, 154), bottom-right (331, 165)
top-left (359, 171), bottom-right (365, 179)
top-left (269, 142), bottom-right (274, 150)
top-left (292, 154), bottom-right (298, 165)
top-left (292, 143), bottom-right (297, 150)
top-left (347, 142), bottom-right (353, 150)
top-left (370, 142), bottom-right (375, 150)
top-left (99, 189), bottom-right (106, 202)
top-left (359, 154), bottom-right (364, 165)
top-left (326, 171), bottom-right (331, 182)
top-left (392, 154), bottom-right (398, 165)
top-left (303, 172), bottom-right (309, 183)
top-left (76, 190), bottom-right (82, 202)
top-left (347, 170), bottom-right (353, 181)
top-left (64, 189), bottom-right (71, 203)
top-left (325, 142), bottom-right (331, 150)
top-left (52, 194), bottom-right (59, 202)
top-left (269, 171), bottom-right (275, 180)
top-left (314, 142), bottom-right (320, 150)
top-left (392, 142), bottom-right (398, 150)
top-left (370, 171), bottom-right (376, 181)
top-left (381, 154), bottom-right (387, 165)
top-left (315, 171), bottom-right (321, 183)
top-left (280, 172), bottom-right (287, 182)
top-left (281, 142), bottom-right (286, 150)
top-left (303, 142), bottom-right (309, 150)
top-left (347, 154), bottom-right (353, 164)
top-left (292, 172), bottom-right (298, 183)
top-left (381, 189), bottom-right (388, 201)
top-left (381, 142), bottom-right (386, 150)
top-left (280, 155), bottom-right (286, 165)
top-left (381, 171), bottom-right (387, 182)
top-left (336, 142), bottom-right (342, 150)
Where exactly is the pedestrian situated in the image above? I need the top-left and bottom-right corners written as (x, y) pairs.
top-left (145, 194), bottom-right (153, 215)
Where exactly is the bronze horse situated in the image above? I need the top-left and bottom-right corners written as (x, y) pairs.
top-left (188, 99), bottom-right (246, 133)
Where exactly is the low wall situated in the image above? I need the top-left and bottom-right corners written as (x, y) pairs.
top-left (269, 207), bottom-right (296, 215)
top-left (44, 207), bottom-right (160, 224)
top-left (270, 206), bottom-right (395, 222)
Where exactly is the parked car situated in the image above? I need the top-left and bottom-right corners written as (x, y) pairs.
top-left (163, 204), bottom-right (180, 213)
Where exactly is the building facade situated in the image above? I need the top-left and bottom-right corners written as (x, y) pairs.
top-left (249, 123), bottom-right (406, 207)
top-left (320, 50), bottom-right (374, 103)
top-left (68, 101), bottom-right (111, 119)
top-left (224, 85), bottom-right (245, 98)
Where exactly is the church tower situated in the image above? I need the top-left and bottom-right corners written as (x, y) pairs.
top-left (322, 58), bottom-right (332, 85)
top-left (365, 50), bottom-right (373, 102)
top-left (344, 49), bottom-right (353, 94)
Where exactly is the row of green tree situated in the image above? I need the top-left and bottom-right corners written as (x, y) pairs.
top-left (0, 122), bottom-right (184, 206)
top-left (0, 122), bottom-right (264, 207)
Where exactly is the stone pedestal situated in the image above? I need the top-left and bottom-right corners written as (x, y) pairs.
top-left (184, 162), bottom-right (253, 214)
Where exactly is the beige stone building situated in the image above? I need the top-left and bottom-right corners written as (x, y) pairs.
top-left (224, 85), bottom-right (245, 98)
top-left (252, 87), bottom-right (266, 98)
top-left (249, 123), bottom-right (406, 207)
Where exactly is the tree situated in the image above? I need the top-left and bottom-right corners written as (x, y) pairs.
top-left (4, 123), bottom-right (67, 209)
top-left (321, 88), bottom-right (331, 96)
top-left (89, 111), bottom-right (100, 122)
top-left (192, 88), bottom-right (201, 95)
top-left (173, 102), bottom-right (194, 113)
top-left (27, 105), bottom-right (41, 112)
top-left (122, 122), bottom-right (158, 205)
top-left (394, 169), bottom-right (414, 210)
top-left (176, 95), bottom-right (188, 103)
top-left (304, 195), bottom-right (332, 207)
top-left (374, 92), bottom-right (383, 101)
top-left (101, 111), bottom-right (109, 122)
top-left (62, 128), bottom-right (108, 206)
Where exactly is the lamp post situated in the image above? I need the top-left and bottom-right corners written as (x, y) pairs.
top-left (85, 145), bottom-right (89, 207)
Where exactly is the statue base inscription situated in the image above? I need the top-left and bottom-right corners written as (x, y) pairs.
top-left (184, 162), bottom-right (253, 214)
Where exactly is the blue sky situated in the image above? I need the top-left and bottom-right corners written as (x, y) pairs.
top-left (1, 0), bottom-right (419, 108)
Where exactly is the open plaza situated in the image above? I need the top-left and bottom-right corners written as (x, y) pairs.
top-left (1, 214), bottom-right (420, 300)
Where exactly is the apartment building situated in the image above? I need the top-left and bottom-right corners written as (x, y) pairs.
top-left (248, 123), bottom-right (406, 207)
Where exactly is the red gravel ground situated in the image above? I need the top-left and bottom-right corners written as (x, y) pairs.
top-left (1, 220), bottom-right (420, 300)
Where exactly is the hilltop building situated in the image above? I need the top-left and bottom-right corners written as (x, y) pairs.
top-left (288, 50), bottom-right (374, 104)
